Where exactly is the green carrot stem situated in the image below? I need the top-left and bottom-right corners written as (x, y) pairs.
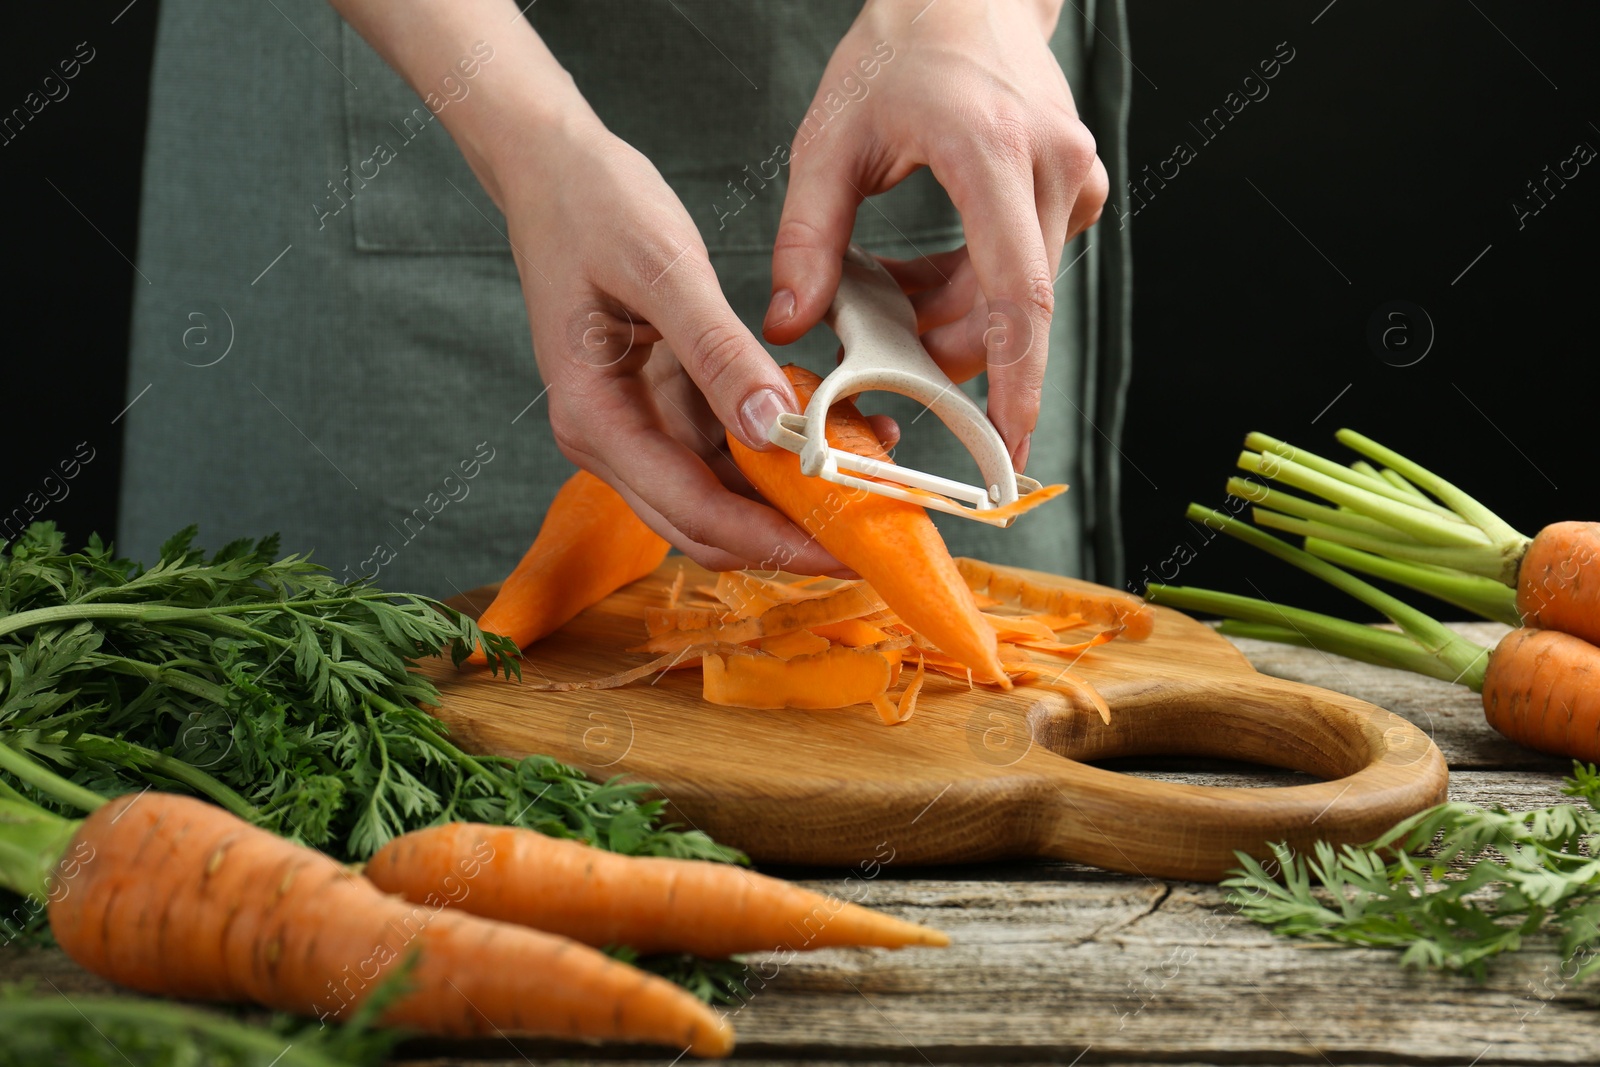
top-left (1237, 451), bottom-right (1486, 548)
top-left (1349, 459), bottom-right (1383, 481)
top-left (1377, 466), bottom-right (1433, 503)
top-left (1185, 505), bottom-right (1487, 681)
top-left (0, 797), bottom-right (80, 901)
top-left (0, 604), bottom-right (291, 652)
top-left (65, 735), bottom-right (260, 824)
top-left (0, 744), bottom-right (106, 814)
top-left (96, 657), bottom-right (232, 705)
top-left (1226, 478), bottom-right (1416, 540)
top-left (1250, 508), bottom-right (1525, 585)
top-left (1213, 620), bottom-right (1454, 678)
top-left (365, 695), bottom-right (501, 785)
top-left (1145, 583), bottom-right (1471, 684)
top-left (1334, 429), bottom-right (1530, 549)
top-left (1303, 538), bottom-right (1522, 625)
top-left (1243, 432), bottom-right (1464, 521)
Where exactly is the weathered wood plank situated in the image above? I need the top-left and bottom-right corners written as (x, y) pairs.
top-left (667, 874), bottom-right (1599, 1065)
top-left (9, 773), bottom-right (1591, 1065)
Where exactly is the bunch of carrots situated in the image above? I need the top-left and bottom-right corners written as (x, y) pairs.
top-left (1146, 430), bottom-right (1599, 761)
top-left (0, 741), bottom-right (947, 1058)
top-left (470, 364), bottom-right (1151, 724)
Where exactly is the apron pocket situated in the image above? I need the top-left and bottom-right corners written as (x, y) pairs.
top-left (338, 25), bottom-right (509, 254)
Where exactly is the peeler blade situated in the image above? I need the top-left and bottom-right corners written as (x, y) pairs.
top-left (768, 244), bottom-right (1053, 528)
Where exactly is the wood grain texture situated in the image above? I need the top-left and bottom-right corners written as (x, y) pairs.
top-left (425, 559), bottom-right (1448, 881)
top-left (15, 775), bottom-right (1586, 1066)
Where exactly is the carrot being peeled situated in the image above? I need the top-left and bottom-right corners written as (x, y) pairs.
top-left (469, 469), bottom-right (669, 664)
top-left (365, 821), bottom-right (950, 958)
top-left (42, 792), bottom-right (734, 1056)
top-left (728, 366), bottom-right (1009, 686)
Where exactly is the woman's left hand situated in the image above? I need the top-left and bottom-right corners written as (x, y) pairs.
top-left (764, 0), bottom-right (1108, 472)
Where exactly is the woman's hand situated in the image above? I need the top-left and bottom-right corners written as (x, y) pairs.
top-left (765, 0), bottom-right (1109, 472)
top-left (492, 120), bottom-right (852, 574)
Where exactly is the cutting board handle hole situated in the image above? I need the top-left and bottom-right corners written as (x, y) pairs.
top-left (1025, 680), bottom-right (1373, 782)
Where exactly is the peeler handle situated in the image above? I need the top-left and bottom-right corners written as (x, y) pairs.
top-left (809, 245), bottom-right (1022, 507)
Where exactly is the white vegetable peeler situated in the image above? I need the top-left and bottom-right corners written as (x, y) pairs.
top-left (767, 244), bottom-right (1044, 528)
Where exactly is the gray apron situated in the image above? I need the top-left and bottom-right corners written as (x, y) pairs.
top-left (119, 1), bottom-right (1132, 598)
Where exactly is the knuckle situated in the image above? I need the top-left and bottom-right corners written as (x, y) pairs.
top-left (672, 511), bottom-right (713, 551)
top-left (1083, 159), bottom-right (1110, 206)
top-left (1021, 272), bottom-right (1056, 319)
top-left (683, 320), bottom-right (750, 394)
top-left (1057, 123), bottom-right (1097, 170)
top-left (772, 215), bottom-right (836, 258)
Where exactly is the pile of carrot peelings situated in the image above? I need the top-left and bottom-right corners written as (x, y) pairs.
top-left (529, 563), bottom-right (1145, 726)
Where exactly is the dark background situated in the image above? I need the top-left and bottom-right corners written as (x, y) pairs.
top-left (2, 1), bottom-right (1595, 618)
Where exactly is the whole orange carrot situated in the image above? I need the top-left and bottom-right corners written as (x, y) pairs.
top-left (1481, 627), bottom-right (1600, 761)
top-left (729, 365), bottom-right (1009, 685)
top-left (365, 822), bottom-right (949, 958)
top-left (469, 469), bottom-right (669, 663)
top-left (47, 793), bottom-right (734, 1056)
top-left (1515, 522), bottom-right (1600, 647)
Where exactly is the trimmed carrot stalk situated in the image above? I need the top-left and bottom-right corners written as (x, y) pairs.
top-left (468, 470), bottom-right (670, 663)
top-left (48, 793), bottom-right (734, 1057)
top-left (1149, 521), bottom-right (1600, 765)
top-left (365, 822), bottom-right (950, 958)
top-left (728, 365), bottom-right (1009, 686)
top-left (1515, 522), bottom-right (1600, 647)
top-left (1237, 431), bottom-right (1600, 647)
top-left (1483, 627), bottom-right (1600, 762)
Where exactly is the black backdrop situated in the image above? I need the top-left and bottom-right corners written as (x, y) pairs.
top-left (2, 1), bottom-right (1595, 617)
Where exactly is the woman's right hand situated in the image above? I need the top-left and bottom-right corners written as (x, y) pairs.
top-left (489, 118), bottom-right (848, 574)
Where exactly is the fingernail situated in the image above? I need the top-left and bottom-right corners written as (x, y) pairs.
top-left (738, 388), bottom-right (790, 450)
top-left (1010, 432), bottom-right (1033, 472)
top-left (763, 289), bottom-right (796, 332)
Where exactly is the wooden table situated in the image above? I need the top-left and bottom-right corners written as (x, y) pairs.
top-left (14, 623), bottom-right (1599, 1065)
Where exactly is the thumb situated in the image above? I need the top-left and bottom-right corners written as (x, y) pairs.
top-left (635, 259), bottom-right (798, 453)
top-left (765, 139), bottom-right (862, 345)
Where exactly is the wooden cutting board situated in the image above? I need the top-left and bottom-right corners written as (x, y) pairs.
top-left (425, 559), bottom-right (1448, 881)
